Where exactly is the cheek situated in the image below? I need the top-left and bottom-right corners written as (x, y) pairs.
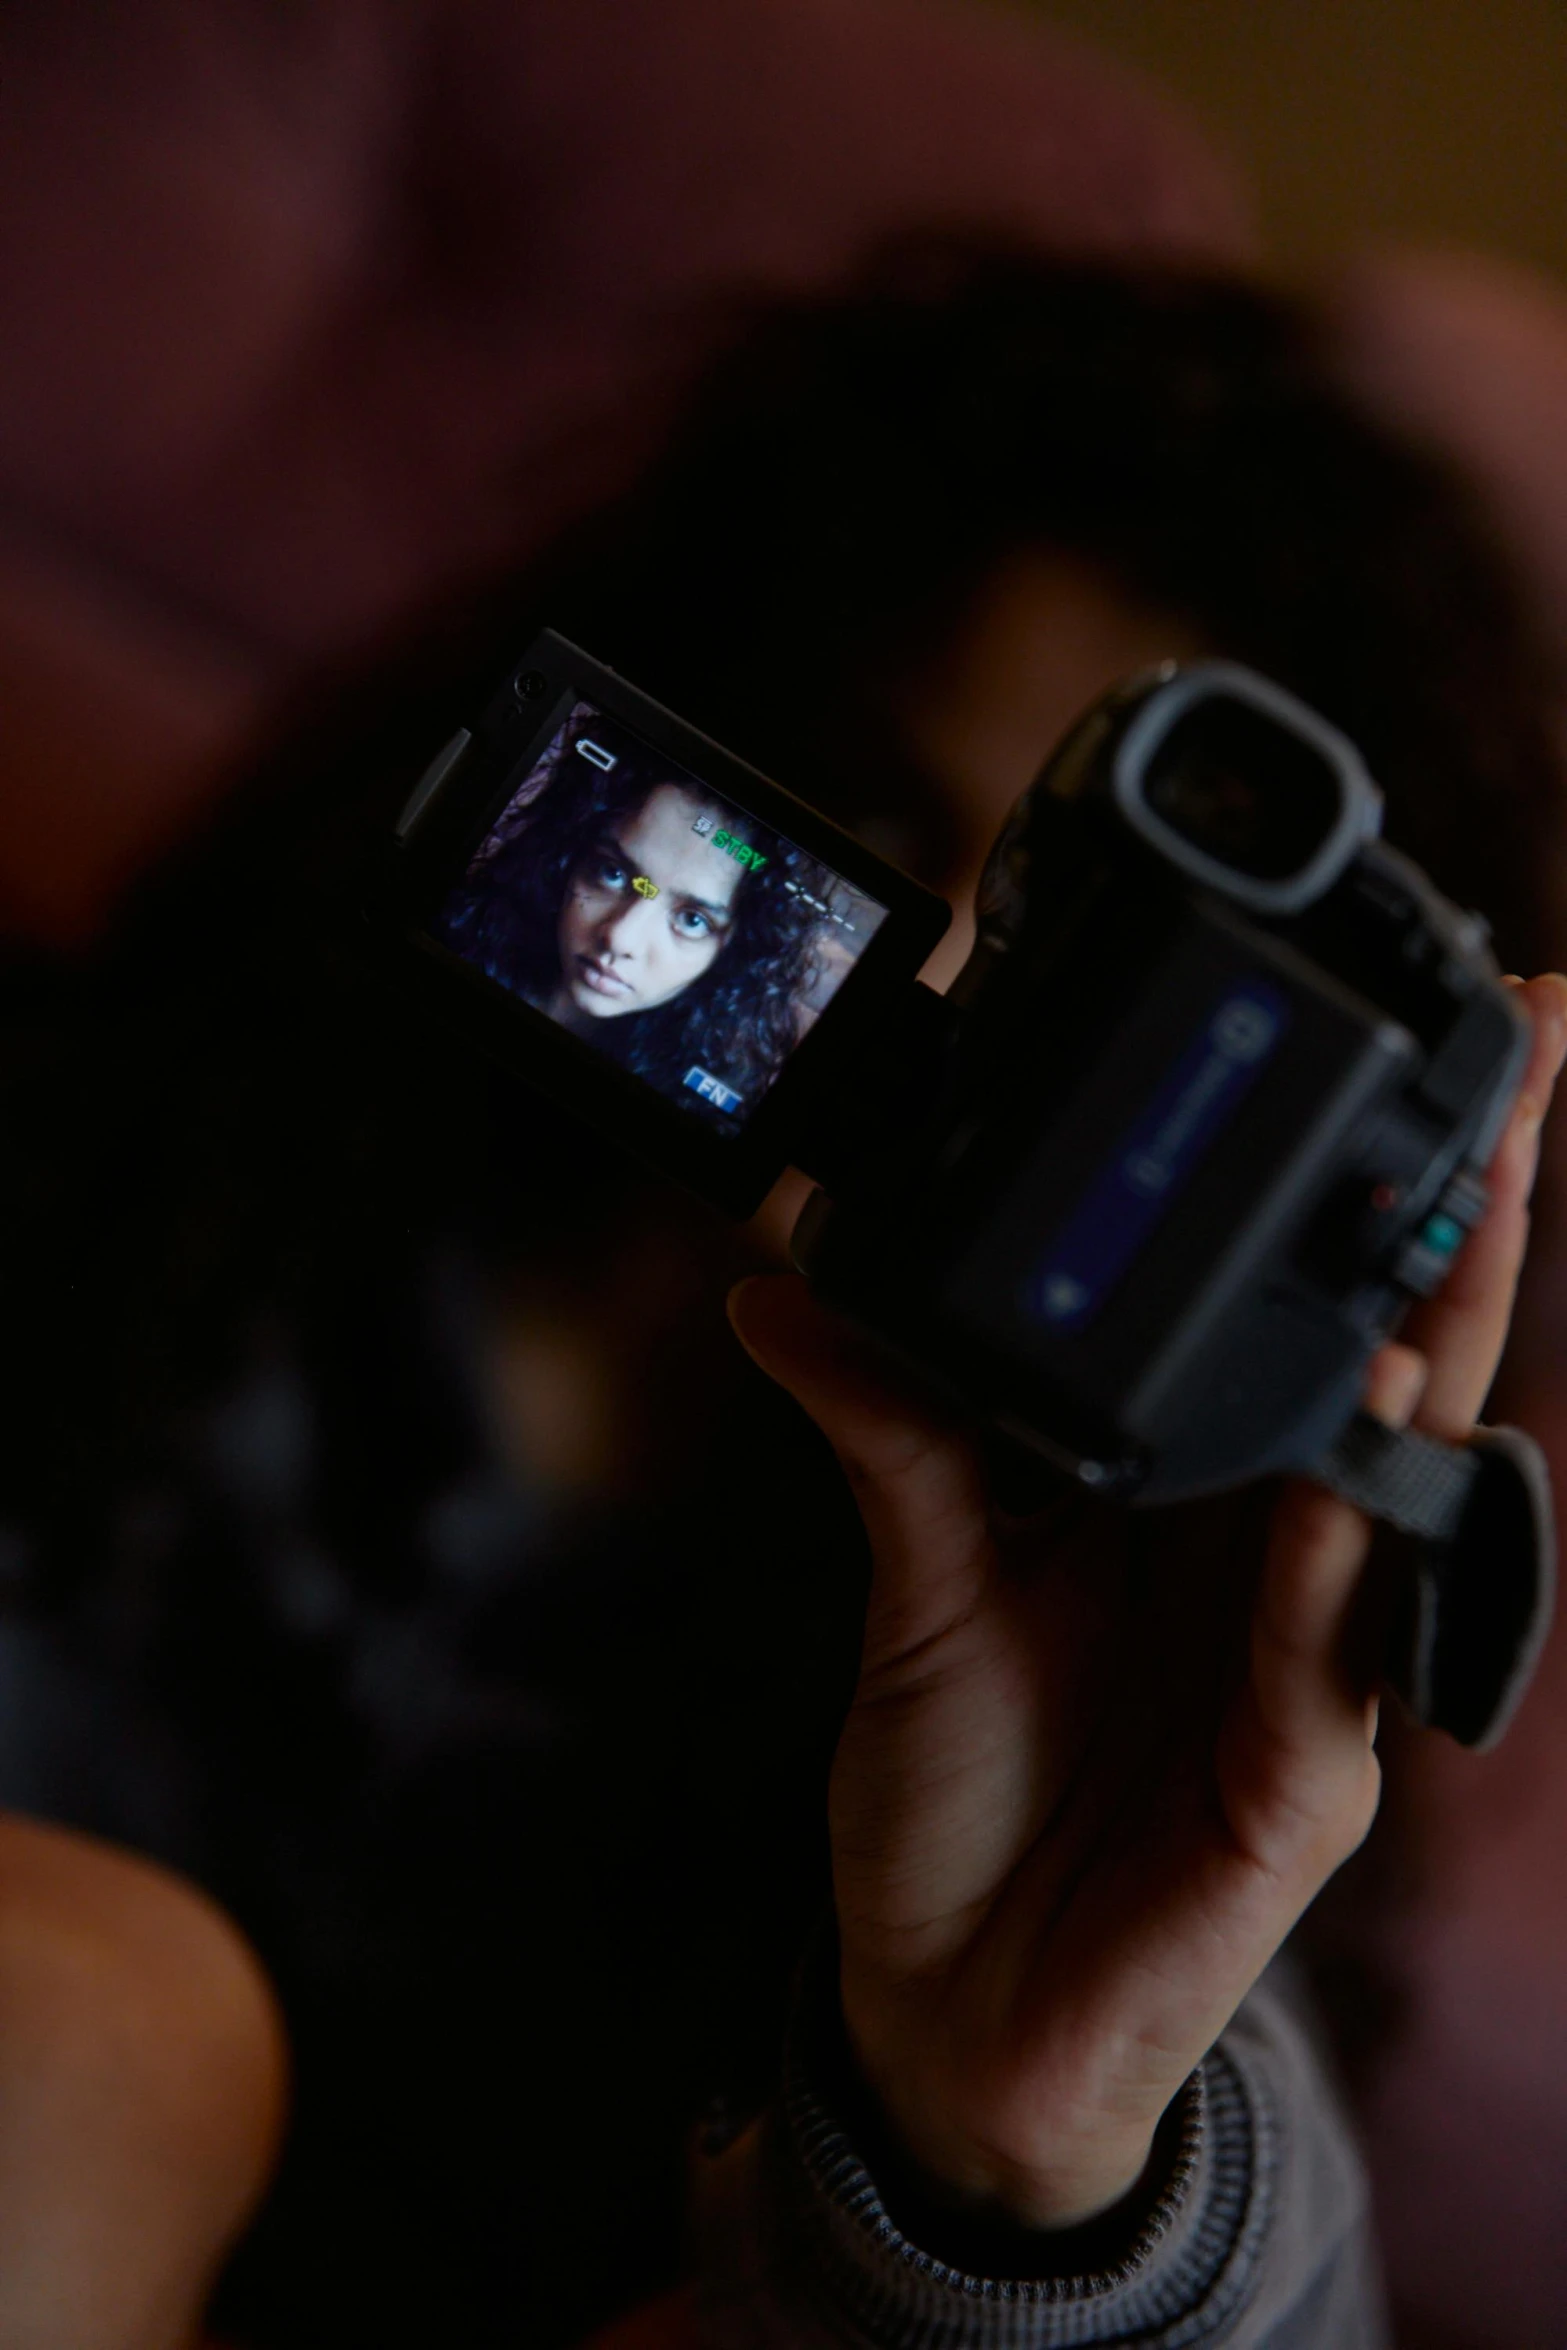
top-left (679, 930), bottom-right (723, 983)
top-left (641, 928), bottom-right (721, 1003)
top-left (559, 887), bottom-right (598, 945)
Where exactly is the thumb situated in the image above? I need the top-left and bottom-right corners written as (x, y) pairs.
top-left (728, 1275), bottom-right (992, 1658)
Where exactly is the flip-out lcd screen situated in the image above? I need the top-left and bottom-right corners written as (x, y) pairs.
top-left (432, 699), bottom-right (889, 1133)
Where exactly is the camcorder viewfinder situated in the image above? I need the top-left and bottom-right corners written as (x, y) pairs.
top-left (375, 633), bottom-right (1555, 1748)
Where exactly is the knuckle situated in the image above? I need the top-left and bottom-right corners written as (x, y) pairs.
top-left (1324, 1756), bottom-right (1382, 1865)
top-left (1254, 1744), bottom-right (1381, 1883)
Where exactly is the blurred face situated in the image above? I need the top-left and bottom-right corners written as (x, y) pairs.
top-left (902, 552), bottom-right (1207, 989)
top-left (556, 782), bottom-right (741, 1019)
top-left (748, 554), bottom-right (1203, 1253)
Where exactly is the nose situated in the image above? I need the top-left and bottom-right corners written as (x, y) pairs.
top-left (597, 896), bottom-right (656, 960)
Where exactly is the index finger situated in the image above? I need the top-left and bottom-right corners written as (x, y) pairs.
top-left (1404, 971), bottom-right (1567, 1438)
top-left (728, 1274), bottom-right (993, 1657)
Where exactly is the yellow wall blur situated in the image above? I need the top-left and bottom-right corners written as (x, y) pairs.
top-left (1030, 0), bottom-right (1567, 276)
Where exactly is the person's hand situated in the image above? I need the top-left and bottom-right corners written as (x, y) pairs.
top-left (730, 972), bottom-right (1567, 2233)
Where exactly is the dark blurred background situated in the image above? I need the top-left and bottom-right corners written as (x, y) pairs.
top-left (3, 8), bottom-right (1567, 2350)
top-left (1038, 0), bottom-right (1567, 271)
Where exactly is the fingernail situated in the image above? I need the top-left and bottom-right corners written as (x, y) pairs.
top-left (1518, 977), bottom-right (1567, 1093)
top-left (1366, 1342), bottom-right (1427, 1428)
top-left (725, 1274), bottom-right (774, 1330)
top-left (1534, 971), bottom-right (1567, 1031)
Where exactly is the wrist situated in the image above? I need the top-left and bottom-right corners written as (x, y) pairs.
top-left (839, 1964), bottom-right (1159, 2232)
top-left (850, 2050), bottom-right (1158, 2234)
top-left (756, 1953), bottom-right (1272, 2350)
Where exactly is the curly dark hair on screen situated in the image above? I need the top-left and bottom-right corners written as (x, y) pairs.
top-left (438, 723), bottom-right (827, 1106)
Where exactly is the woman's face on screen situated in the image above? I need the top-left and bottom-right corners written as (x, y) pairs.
top-left (556, 783), bottom-right (741, 1019)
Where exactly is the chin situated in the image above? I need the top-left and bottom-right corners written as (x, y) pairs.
top-left (569, 983), bottom-right (633, 1020)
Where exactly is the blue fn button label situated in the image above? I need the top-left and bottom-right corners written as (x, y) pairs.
top-left (684, 1066), bottom-right (744, 1115)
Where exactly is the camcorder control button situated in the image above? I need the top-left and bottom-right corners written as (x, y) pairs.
top-left (1392, 1172), bottom-right (1489, 1297)
top-left (1393, 1240), bottom-right (1454, 1298)
top-left (1435, 1166), bottom-right (1491, 1233)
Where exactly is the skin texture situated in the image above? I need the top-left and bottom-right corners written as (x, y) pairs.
top-left (731, 972), bottom-right (1567, 2228)
top-left (552, 784), bottom-right (740, 1024)
top-left (0, 1815), bottom-right (286, 2350)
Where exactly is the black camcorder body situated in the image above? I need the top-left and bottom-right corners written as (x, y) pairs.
top-left (792, 662), bottom-right (1528, 1504)
top-left (376, 634), bottom-right (1552, 1742)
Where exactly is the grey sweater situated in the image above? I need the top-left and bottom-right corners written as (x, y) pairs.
top-left (696, 1969), bottom-right (1388, 2349)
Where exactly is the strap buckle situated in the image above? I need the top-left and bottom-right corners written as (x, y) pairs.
top-left (1311, 1415), bottom-right (1556, 1747)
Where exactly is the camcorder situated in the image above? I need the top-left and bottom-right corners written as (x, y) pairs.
top-left (375, 632), bottom-right (1555, 1747)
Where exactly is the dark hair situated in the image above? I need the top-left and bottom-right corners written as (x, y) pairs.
top-left (535, 242), bottom-right (1566, 972)
top-left (436, 711), bottom-right (829, 1108)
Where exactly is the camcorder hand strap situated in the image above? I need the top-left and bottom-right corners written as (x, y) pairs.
top-left (1313, 1416), bottom-right (1556, 1749)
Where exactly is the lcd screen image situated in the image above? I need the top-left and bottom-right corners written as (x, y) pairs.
top-left (432, 701), bottom-right (888, 1130)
